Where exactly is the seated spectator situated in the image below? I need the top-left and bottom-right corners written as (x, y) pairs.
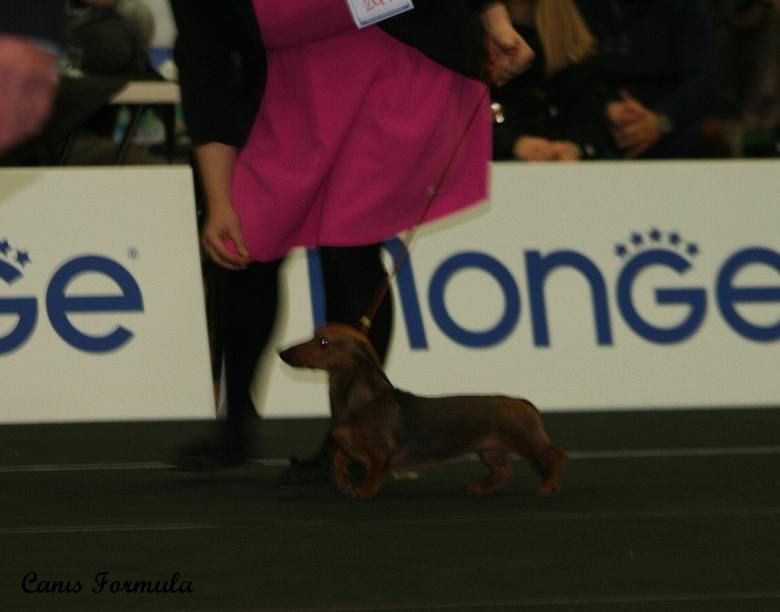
top-left (64, 0), bottom-right (163, 164)
top-left (702, 0), bottom-right (778, 156)
top-left (1, 0), bottom-right (163, 166)
top-left (67, 0), bottom-right (153, 76)
top-left (576, 0), bottom-right (719, 158)
top-left (492, 0), bottom-right (617, 161)
top-left (67, 0), bottom-right (155, 132)
top-left (733, 0), bottom-right (778, 155)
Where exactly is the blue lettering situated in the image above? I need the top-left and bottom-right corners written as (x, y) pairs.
top-left (303, 243), bottom-right (780, 349)
top-left (306, 249), bottom-right (326, 329)
top-left (0, 261), bottom-right (38, 354)
top-left (46, 256), bottom-right (144, 353)
top-left (525, 250), bottom-right (611, 346)
top-left (717, 247), bottom-right (780, 342)
top-left (428, 252), bottom-right (519, 348)
top-left (617, 250), bottom-right (706, 344)
top-left (384, 238), bottom-right (427, 349)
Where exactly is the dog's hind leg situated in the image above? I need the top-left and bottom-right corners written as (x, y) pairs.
top-left (465, 450), bottom-right (513, 495)
top-left (501, 408), bottom-right (565, 496)
top-left (532, 445), bottom-right (566, 497)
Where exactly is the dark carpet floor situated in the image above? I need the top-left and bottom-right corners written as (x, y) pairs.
top-left (1, 408), bottom-right (778, 611)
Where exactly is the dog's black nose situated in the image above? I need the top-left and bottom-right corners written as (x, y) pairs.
top-left (278, 348), bottom-right (292, 364)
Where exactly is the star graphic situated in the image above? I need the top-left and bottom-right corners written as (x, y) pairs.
top-left (0, 239), bottom-right (10, 257)
top-left (686, 243), bottom-right (699, 257)
top-left (615, 244), bottom-right (628, 257)
top-left (15, 250), bottom-right (31, 267)
top-left (649, 228), bottom-right (662, 242)
top-left (630, 233), bottom-right (644, 247)
top-left (669, 232), bottom-right (681, 246)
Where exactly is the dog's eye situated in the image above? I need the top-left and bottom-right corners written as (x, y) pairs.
top-left (319, 337), bottom-right (329, 348)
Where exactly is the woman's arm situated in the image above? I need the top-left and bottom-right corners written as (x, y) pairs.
top-left (170, 0), bottom-right (258, 269)
top-left (170, 0), bottom-right (264, 148)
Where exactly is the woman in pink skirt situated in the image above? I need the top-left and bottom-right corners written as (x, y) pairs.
top-left (170, 0), bottom-right (533, 476)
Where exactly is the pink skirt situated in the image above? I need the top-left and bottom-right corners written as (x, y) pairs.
top-left (233, 0), bottom-right (491, 261)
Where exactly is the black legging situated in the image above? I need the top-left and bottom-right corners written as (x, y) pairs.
top-left (215, 243), bottom-right (393, 440)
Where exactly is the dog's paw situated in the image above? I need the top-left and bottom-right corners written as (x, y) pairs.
top-left (535, 483), bottom-right (560, 497)
top-left (349, 483), bottom-right (379, 499)
top-left (464, 483), bottom-right (491, 496)
top-left (334, 475), bottom-right (352, 493)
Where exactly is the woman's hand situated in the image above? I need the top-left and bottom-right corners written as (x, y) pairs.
top-left (513, 136), bottom-right (557, 161)
top-left (513, 137), bottom-right (581, 161)
top-left (194, 142), bottom-right (251, 270)
top-left (480, 2), bottom-right (535, 86)
top-left (201, 203), bottom-right (251, 270)
top-left (551, 140), bottom-right (581, 161)
top-left (607, 89), bottom-right (663, 159)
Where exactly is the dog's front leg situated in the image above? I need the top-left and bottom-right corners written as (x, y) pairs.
top-left (332, 447), bottom-right (352, 494)
top-left (349, 445), bottom-right (389, 499)
top-left (332, 426), bottom-right (388, 499)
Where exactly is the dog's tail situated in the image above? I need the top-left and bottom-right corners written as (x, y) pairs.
top-left (522, 398), bottom-right (541, 416)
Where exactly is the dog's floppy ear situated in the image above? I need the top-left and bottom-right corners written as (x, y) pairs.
top-left (353, 335), bottom-right (393, 387)
top-left (355, 335), bottom-right (381, 368)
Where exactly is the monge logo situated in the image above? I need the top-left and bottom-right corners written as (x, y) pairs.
top-left (308, 228), bottom-right (780, 348)
top-left (0, 237), bottom-right (144, 355)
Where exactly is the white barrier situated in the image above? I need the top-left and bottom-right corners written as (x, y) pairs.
top-left (259, 160), bottom-right (780, 417)
top-left (1, 162), bottom-right (777, 423)
top-left (0, 167), bottom-right (213, 423)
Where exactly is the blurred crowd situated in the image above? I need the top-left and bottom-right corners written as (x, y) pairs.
top-left (0, 0), bottom-right (163, 165)
top-left (491, 0), bottom-right (779, 161)
top-left (1, 0), bottom-right (777, 164)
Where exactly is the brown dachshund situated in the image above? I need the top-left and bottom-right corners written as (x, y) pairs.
top-left (279, 323), bottom-right (565, 499)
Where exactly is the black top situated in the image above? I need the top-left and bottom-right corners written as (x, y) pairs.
top-left (170, 0), bottom-right (266, 148)
top-left (0, 0), bottom-right (67, 49)
top-left (491, 25), bottom-right (616, 160)
top-left (171, 0), bottom-right (492, 147)
top-left (379, 0), bottom-right (491, 81)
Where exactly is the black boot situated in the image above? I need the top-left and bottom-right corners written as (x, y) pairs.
top-left (174, 420), bottom-right (253, 472)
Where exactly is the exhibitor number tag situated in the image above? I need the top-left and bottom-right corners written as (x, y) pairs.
top-left (345, 0), bottom-right (414, 29)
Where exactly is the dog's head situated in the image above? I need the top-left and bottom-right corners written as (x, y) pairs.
top-left (279, 323), bottom-right (383, 374)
